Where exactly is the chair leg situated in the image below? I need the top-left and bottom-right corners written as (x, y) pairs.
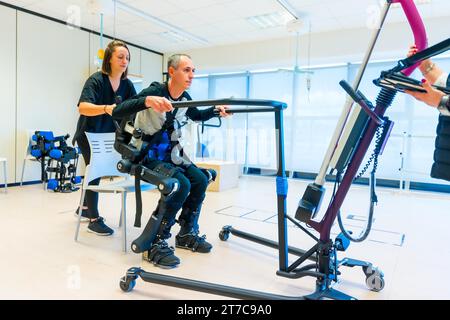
top-left (118, 199), bottom-right (123, 228)
top-left (44, 159), bottom-right (50, 191)
top-left (122, 192), bottom-right (127, 253)
top-left (75, 188), bottom-right (87, 241)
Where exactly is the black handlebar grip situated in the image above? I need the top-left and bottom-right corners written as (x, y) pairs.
top-left (339, 80), bottom-right (362, 103)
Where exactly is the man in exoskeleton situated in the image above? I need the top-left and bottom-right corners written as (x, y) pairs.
top-left (113, 54), bottom-right (229, 268)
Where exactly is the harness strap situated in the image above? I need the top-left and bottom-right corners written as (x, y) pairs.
top-left (134, 165), bottom-right (145, 227)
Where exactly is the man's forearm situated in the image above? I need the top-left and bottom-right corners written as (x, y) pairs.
top-left (187, 107), bottom-right (216, 122)
top-left (113, 97), bottom-right (147, 118)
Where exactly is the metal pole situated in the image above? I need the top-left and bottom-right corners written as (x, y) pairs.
top-left (275, 110), bottom-right (288, 271)
top-left (314, 1), bottom-right (391, 186)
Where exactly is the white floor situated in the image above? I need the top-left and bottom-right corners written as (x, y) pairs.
top-left (1, 175), bottom-right (449, 300)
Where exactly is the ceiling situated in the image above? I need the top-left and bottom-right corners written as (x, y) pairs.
top-left (3, 0), bottom-right (450, 53)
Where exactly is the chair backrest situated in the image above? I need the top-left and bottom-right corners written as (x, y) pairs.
top-left (85, 132), bottom-right (128, 184)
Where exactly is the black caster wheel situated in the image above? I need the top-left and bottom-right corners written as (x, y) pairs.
top-left (119, 276), bottom-right (136, 292)
top-left (363, 266), bottom-right (385, 292)
top-left (131, 242), bottom-right (142, 254)
top-left (219, 230), bottom-right (229, 241)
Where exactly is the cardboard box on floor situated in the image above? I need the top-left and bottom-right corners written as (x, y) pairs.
top-left (195, 160), bottom-right (239, 192)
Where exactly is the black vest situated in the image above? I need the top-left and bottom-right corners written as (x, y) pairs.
top-left (430, 75), bottom-right (450, 181)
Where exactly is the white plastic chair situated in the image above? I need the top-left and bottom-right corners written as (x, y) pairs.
top-left (0, 157), bottom-right (7, 193)
top-left (20, 129), bottom-right (52, 189)
top-left (74, 132), bottom-right (156, 252)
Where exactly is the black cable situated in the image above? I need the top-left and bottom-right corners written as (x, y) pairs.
top-left (337, 172), bottom-right (376, 242)
top-left (354, 123), bottom-right (384, 180)
top-left (336, 119), bottom-right (388, 242)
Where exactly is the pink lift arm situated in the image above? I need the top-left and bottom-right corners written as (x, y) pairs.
top-left (393, 0), bottom-right (428, 76)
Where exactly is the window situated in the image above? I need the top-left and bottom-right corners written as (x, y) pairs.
top-left (249, 70), bottom-right (293, 169)
top-left (201, 75), bottom-right (248, 162)
top-left (187, 56), bottom-right (450, 188)
top-left (291, 66), bottom-right (348, 172)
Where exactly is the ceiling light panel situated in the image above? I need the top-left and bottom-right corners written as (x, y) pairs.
top-left (159, 30), bottom-right (188, 43)
top-left (246, 12), bottom-right (292, 29)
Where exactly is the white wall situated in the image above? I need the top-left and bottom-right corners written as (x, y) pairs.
top-left (16, 12), bottom-right (90, 183)
top-left (0, 5), bottom-right (16, 184)
top-left (128, 45), bottom-right (141, 77)
top-left (89, 33), bottom-right (103, 75)
top-left (2, 4), bottom-right (163, 184)
top-left (141, 49), bottom-right (164, 88)
top-left (169, 16), bottom-right (450, 74)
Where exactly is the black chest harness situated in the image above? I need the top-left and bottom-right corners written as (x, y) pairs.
top-left (141, 109), bottom-right (179, 162)
top-left (115, 110), bottom-right (185, 227)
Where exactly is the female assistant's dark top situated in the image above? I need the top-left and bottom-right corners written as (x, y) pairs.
top-left (74, 71), bottom-right (136, 145)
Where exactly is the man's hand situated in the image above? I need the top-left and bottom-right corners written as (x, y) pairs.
top-left (215, 105), bottom-right (231, 117)
top-left (145, 96), bottom-right (174, 113)
top-left (405, 79), bottom-right (445, 108)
